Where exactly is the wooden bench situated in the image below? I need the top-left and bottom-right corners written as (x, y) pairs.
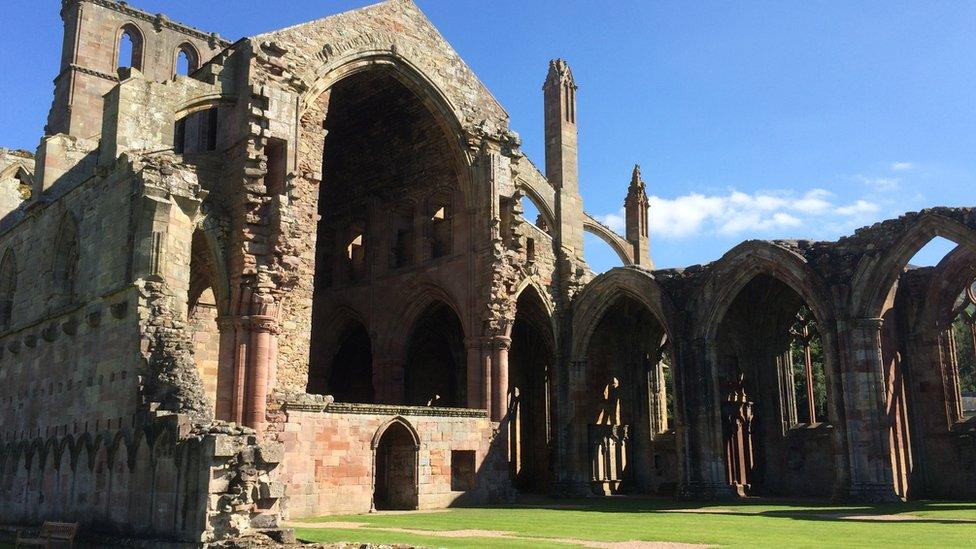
top-left (15, 522), bottom-right (78, 548)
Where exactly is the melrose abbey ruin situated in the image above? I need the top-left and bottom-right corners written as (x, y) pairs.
top-left (0, 0), bottom-right (974, 544)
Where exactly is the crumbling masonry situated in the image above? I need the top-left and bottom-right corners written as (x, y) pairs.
top-left (0, 0), bottom-right (974, 544)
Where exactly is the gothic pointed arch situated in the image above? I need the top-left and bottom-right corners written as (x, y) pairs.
top-left (693, 240), bottom-right (835, 341)
top-left (402, 298), bottom-right (467, 407)
top-left (174, 42), bottom-right (200, 76)
top-left (850, 211), bottom-right (976, 319)
top-left (573, 267), bottom-right (677, 358)
top-left (0, 248), bottom-right (16, 330)
top-left (51, 212), bottom-right (80, 307)
top-left (116, 23), bottom-right (145, 71)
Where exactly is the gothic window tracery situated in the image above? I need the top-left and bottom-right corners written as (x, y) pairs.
top-left (947, 280), bottom-right (976, 420)
top-left (787, 306), bottom-right (828, 425)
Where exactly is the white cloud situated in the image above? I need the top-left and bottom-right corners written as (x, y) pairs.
top-left (835, 200), bottom-right (880, 216)
top-left (858, 175), bottom-right (900, 191)
top-left (890, 162), bottom-right (914, 171)
top-left (599, 210), bottom-right (626, 234)
top-left (599, 188), bottom-right (882, 240)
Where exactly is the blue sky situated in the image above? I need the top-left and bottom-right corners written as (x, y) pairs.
top-left (2, 1), bottom-right (973, 271)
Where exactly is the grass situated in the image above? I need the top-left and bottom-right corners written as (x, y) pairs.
top-left (293, 497), bottom-right (976, 548)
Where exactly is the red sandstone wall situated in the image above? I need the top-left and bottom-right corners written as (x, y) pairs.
top-left (275, 405), bottom-right (504, 517)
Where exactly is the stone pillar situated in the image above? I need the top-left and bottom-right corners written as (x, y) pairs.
top-left (214, 316), bottom-right (237, 421)
top-left (838, 317), bottom-right (899, 501)
top-left (482, 343), bottom-right (493, 416)
top-left (244, 315), bottom-right (277, 429)
top-left (491, 336), bottom-right (511, 422)
top-left (465, 337), bottom-right (484, 409)
top-left (232, 318), bottom-right (249, 425)
top-left (676, 338), bottom-right (736, 499)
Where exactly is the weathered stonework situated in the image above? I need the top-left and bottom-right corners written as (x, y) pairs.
top-left (0, 0), bottom-right (974, 544)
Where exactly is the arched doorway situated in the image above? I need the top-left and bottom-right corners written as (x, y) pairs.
top-left (373, 419), bottom-right (419, 510)
top-left (404, 301), bottom-right (466, 407)
top-left (508, 286), bottom-right (554, 493)
top-left (583, 295), bottom-right (668, 495)
top-left (715, 273), bottom-right (834, 497)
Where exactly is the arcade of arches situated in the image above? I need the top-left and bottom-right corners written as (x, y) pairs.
top-left (1, 0), bottom-right (975, 540)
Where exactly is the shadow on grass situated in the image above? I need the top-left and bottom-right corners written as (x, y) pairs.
top-left (487, 495), bottom-right (976, 525)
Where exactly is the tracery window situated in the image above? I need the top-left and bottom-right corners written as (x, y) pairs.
top-left (648, 340), bottom-right (675, 434)
top-left (948, 280), bottom-right (976, 420)
top-left (787, 306), bottom-right (828, 425)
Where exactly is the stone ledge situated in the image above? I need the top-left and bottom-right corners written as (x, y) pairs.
top-left (284, 400), bottom-right (488, 418)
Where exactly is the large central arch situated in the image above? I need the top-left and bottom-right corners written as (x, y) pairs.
top-left (303, 55), bottom-right (474, 407)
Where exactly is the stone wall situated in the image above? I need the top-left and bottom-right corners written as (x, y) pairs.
top-left (0, 415), bottom-right (283, 543)
top-left (273, 401), bottom-right (505, 517)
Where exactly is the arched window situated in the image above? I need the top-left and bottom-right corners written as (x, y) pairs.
top-left (345, 221), bottom-right (366, 281)
top-left (0, 250), bottom-right (15, 331)
top-left (174, 107), bottom-right (219, 154)
top-left (52, 214), bottom-right (80, 306)
top-left (175, 43), bottom-right (199, 76)
top-left (650, 340), bottom-right (675, 434)
top-left (787, 305), bottom-right (828, 425)
top-left (949, 281), bottom-right (976, 419)
top-left (117, 24), bottom-right (144, 71)
top-left (426, 190), bottom-right (452, 259)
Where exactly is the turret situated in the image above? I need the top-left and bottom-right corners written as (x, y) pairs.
top-left (544, 59), bottom-right (583, 254)
top-left (625, 164), bottom-right (653, 267)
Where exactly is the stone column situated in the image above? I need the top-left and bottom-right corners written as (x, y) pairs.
top-left (482, 343), bottom-right (493, 416)
top-left (465, 337), bottom-right (484, 409)
top-left (491, 336), bottom-right (511, 422)
top-left (232, 317), bottom-right (249, 425)
top-left (214, 316), bottom-right (237, 421)
top-left (838, 317), bottom-right (899, 501)
top-left (676, 338), bottom-right (736, 499)
top-left (557, 357), bottom-right (591, 496)
top-left (244, 315), bottom-right (277, 428)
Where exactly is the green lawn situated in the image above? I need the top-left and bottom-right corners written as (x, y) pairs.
top-left (293, 498), bottom-right (976, 548)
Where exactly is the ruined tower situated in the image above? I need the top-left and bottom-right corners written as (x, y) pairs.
top-left (624, 164), bottom-right (652, 267)
top-left (47, 0), bottom-right (224, 139)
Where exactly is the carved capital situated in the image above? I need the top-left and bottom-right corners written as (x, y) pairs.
top-left (490, 336), bottom-right (512, 352)
top-left (248, 314), bottom-right (278, 334)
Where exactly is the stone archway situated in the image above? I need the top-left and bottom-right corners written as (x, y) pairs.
top-left (712, 273), bottom-right (836, 497)
top-left (403, 301), bottom-right (466, 407)
top-left (581, 294), bottom-right (669, 495)
top-left (372, 419), bottom-right (420, 511)
top-left (508, 285), bottom-right (555, 493)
